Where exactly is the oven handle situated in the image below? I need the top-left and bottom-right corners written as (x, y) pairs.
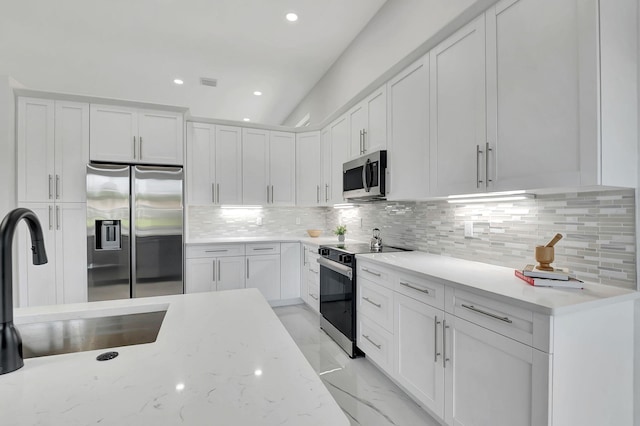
top-left (317, 257), bottom-right (353, 280)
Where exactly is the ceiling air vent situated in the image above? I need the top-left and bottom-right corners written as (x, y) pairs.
top-left (200, 77), bottom-right (218, 87)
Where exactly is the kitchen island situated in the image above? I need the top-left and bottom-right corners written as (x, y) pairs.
top-left (0, 289), bottom-right (349, 425)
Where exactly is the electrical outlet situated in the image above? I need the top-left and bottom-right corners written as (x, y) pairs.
top-left (464, 221), bottom-right (473, 238)
top-left (256, 217), bottom-right (263, 226)
top-left (295, 217), bottom-right (301, 225)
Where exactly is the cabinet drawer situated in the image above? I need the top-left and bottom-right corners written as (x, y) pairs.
top-left (358, 278), bottom-right (394, 333)
top-left (307, 280), bottom-right (320, 312)
top-left (356, 260), bottom-right (392, 289)
top-left (307, 262), bottom-right (320, 282)
top-left (186, 244), bottom-right (245, 258)
top-left (393, 270), bottom-right (445, 310)
top-left (246, 243), bottom-right (281, 255)
top-left (358, 316), bottom-right (393, 374)
top-left (449, 288), bottom-right (535, 348)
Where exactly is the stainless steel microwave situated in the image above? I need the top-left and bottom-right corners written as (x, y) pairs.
top-left (343, 150), bottom-right (387, 201)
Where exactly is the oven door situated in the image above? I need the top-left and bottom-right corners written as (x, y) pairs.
top-left (318, 257), bottom-right (355, 341)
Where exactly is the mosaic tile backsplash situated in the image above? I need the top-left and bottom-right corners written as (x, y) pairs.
top-left (189, 189), bottom-right (636, 289)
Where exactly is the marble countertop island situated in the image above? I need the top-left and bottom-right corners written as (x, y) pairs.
top-left (1, 289), bottom-right (349, 425)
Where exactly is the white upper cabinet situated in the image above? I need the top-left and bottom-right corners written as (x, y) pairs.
top-left (90, 104), bottom-right (183, 165)
top-left (348, 85), bottom-right (387, 158)
top-left (18, 97), bottom-right (89, 204)
top-left (296, 131), bottom-right (322, 206)
top-left (243, 129), bottom-right (295, 206)
top-left (328, 115), bottom-right (349, 204)
top-left (320, 126), bottom-right (332, 205)
top-left (387, 54), bottom-right (430, 201)
top-left (429, 16), bottom-right (487, 197)
top-left (186, 123), bottom-right (242, 205)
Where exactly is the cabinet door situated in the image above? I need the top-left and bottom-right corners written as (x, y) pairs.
top-left (246, 254), bottom-right (281, 301)
top-left (329, 116), bottom-right (349, 204)
top-left (429, 16), bottom-right (487, 196)
top-left (57, 203), bottom-right (88, 303)
top-left (486, 0), bottom-right (585, 190)
top-left (296, 132), bottom-right (322, 206)
top-left (186, 122), bottom-right (215, 205)
top-left (216, 256), bottom-right (246, 291)
top-left (16, 203), bottom-right (57, 307)
top-left (242, 128), bottom-right (269, 205)
top-left (89, 104), bottom-right (137, 163)
top-left (269, 131), bottom-right (296, 206)
top-left (185, 258), bottom-right (215, 293)
top-left (301, 246), bottom-right (311, 304)
top-left (215, 125), bottom-right (243, 205)
top-left (138, 110), bottom-right (184, 165)
top-left (348, 103), bottom-right (367, 158)
top-left (280, 243), bottom-right (301, 299)
top-left (394, 292), bottom-right (444, 418)
top-left (387, 55), bottom-right (430, 201)
top-left (365, 85), bottom-right (387, 153)
top-left (55, 101), bottom-right (89, 203)
top-left (17, 97), bottom-right (55, 203)
top-left (320, 126), bottom-right (332, 205)
top-left (444, 314), bottom-right (550, 426)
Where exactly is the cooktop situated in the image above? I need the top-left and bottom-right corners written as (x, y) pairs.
top-left (320, 243), bottom-right (409, 255)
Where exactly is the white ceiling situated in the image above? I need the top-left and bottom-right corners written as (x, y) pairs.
top-left (0, 0), bottom-right (387, 125)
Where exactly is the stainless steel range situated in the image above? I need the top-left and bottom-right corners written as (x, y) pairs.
top-left (317, 243), bottom-right (409, 357)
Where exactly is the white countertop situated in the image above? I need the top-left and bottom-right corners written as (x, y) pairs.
top-left (1, 290), bottom-right (349, 425)
top-left (357, 251), bottom-right (639, 315)
top-left (187, 235), bottom-right (361, 247)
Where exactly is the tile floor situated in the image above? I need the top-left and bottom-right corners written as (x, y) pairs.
top-left (274, 303), bottom-right (441, 426)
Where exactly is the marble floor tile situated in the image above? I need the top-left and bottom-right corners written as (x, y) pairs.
top-left (274, 304), bottom-right (441, 426)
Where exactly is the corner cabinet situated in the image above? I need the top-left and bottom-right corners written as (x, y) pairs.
top-left (90, 104), bottom-right (184, 165)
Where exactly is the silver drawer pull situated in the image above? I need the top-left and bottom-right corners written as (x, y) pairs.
top-left (309, 293), bottom-right (319, 301)
top-left (362, 334), bottom-right (381, 349)
top-left (461, 304), bottom-right (512, 324)
top-left (400, 281), bottom-right (429, 294)
top-left (252, 247), bottom-right (274, 251)
top-left (361, 267), bottom-right (381, 277)
top-left (310, 269), bottom-right (319, 274)
top-left (363, 296), bottom-right (381, 308)
top-left (205, 249), bottom-right (228, 253)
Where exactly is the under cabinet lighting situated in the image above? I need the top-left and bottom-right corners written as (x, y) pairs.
top-left (220, 205), bottom-right (262, 209)
top-left (333, 203), bottom-right (358, 209)
top-left (253, 91), bottom-right (262, 96)
top-left (447, 191), bottom-right (534, 204)
top-left (173, 79), bottom-right (184, 85)
top-left (243, 118), bottom-right (251, 122)
top-left (285, 12), bottom-right (298, 22)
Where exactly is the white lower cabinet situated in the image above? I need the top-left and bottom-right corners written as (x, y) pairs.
top-left (280, 243), bottom-right (301, 300)
top-left (246, 253), bottom-right (281, 301)
top-left (185, 256), bottom-right (245, 293)
top-left (302, 244), bottom-right (320, 312)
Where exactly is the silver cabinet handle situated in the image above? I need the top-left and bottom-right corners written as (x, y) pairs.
top-left (217, 183), bottom-right (220, 203)
top-left (48, 174), bottom-right (53, 199)
top-left (211, 183), bottom-right (216, 203)
top-left (400, 281), bottom-right (429, 294)
top-left (362, 129), bottom-right (367, 154)
top-left (55, 205), bottom-right (60, 230)
top-left (325, 184), bottom-right (329, 202)
top-left (218, 259), bottom-right (221, 281)
top-left (310, 293), bottom-right (319, 301)
top-left (316, 185), bottom-right (320, 203)
top-left (476, 144), bottom-right (483, 188)
top-left (252, 247), bottom-right (274, 251)
top-left (133, 136), bottom-right (137, 159)
top-left (266, 185), bottom-right (270, 204)
top-left (48, 205), bottom-right (53, 230)
top-left (359, 130), bottom-right (363, 155)
top-left (486, 142), bottom-right (493, 185)
top-left (246, 258), bottom-right (250, 279)
top-left (461, 304), bottom-right (512, 323)
top-left (443, 320), bottom-right (450, 368)
top-left (271, 185), bottom-right (274, 203)
top-left (434, 316), bottom-right (441, 362)
top-left (139, 137), bottom-right (143, 158)
top-left (205, 249), bottom-right (228, 253)
top-left (55, 175), bottom-right (60, 199)
top-left (361, 267), bottom-right (381, 277)
top-left (212, 260), bottom-right (216, 284)
top-left (303, 247), bottom-right (308, 266)
top-left (363, 296), bottom-right (381, 308)
top-left (362, 334), bottom-right (381, 349)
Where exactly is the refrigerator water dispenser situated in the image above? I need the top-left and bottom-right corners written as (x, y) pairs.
top-left (96, 220), bottom-right (121, 250)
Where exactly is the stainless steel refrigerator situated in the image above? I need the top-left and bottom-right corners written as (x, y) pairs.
top-left (86, 164), bottom-right (184, 301)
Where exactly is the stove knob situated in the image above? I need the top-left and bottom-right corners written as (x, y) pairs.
top-left (320, 248), bottom-right (330, 256)
top-left (339, 254), bottom-right (352, 264)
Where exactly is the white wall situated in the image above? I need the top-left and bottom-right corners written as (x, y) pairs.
top-left (282, 0), bottom-right (498, 126)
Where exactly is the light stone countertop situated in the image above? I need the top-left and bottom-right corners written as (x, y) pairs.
top-left (1, 290), bottom-right (349, 426)
top-left (357, 251), bottom-right (639, 315)
top-left (186, 235), bottom-right (361, 247)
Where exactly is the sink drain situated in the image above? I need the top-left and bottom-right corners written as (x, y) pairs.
top-left (96, 351), bottom-right (119, 361)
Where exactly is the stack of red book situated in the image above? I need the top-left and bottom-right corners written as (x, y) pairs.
top-left (514, 264), bottom-right (584, 289)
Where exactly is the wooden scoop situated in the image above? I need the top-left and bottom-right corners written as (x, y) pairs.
top-left (545, 233), bottom-right (563, 247)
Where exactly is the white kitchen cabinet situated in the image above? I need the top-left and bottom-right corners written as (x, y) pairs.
top-left (319, 126), bottom-right (331, 205)
top-left (429, 16), bottom-right (487, 196)
top-left (246, 252), bottom-right (281, 302)
top-left (185, 256), bottom-right (245, 293)
top-left (394, 292), bottom-right (445, 418)
top-left (17, 202), bottom-right (87, 306)
top-left (17, 98), bottom-right (89, 204)
top-left (386, 55), bottom-right (430, 201)
top-left (302, 244), bottom-right (320, 312)
top-left (90, 104), bottom-right (183, 165)
top-left (243, 129), bottom-right (295, 206)
top-left (327, 116), bottom-right (349, 204)
top-left (296, 131), bottom-right (322, 206)
top-left (348, 85), bottom-right (387, 158)
top-left (443, 313), bottom-right (550, 426)
top-left (280, 242), bottom-right (301, 300)
top-left (186, 123), bottom-right (243, 205)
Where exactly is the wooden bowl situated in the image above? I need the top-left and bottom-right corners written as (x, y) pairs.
top-left (307, 229), bottom-right (322, 238)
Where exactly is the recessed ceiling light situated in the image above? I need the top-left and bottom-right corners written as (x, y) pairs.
top-left (285, 12), bottom-right (298, 22)
top-left (243, 118), bottom-right (251, 122)
top-left (253, 91), bottom-right (262, 96)
top-left (173, 79), bottom-right (184, 85)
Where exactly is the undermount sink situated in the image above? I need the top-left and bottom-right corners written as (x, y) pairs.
top-left (17, 307), bottom-right (168, 359)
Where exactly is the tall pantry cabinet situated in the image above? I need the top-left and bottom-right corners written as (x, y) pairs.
top-left (16, 97), bottom-right (89, 306)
